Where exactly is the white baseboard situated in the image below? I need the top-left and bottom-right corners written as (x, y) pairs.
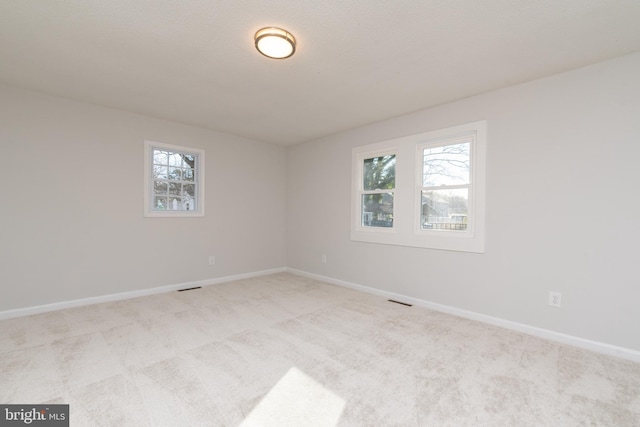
top-left (286, 268), bottom-right (640, 363)
top-left (4, 266), bottom-right (638, 363)
top-left (0, 267), bottom-right (286, 321)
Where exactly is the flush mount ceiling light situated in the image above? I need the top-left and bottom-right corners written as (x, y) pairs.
top-left (254, 27), bottom-right (296, 59)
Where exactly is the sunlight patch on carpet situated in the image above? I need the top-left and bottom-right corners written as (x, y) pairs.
top-left (240, 367), bottom-right (345, 427)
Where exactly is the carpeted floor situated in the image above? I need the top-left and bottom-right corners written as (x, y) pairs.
top-left (1, 272), bottom-right (639, 426)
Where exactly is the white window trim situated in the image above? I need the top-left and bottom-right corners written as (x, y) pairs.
top-left (144, 140), bottom-right (205, 218)
top-left (353, 146), bottom-right (398, 235)
top-left (351, 120), bottom-right (486, 253)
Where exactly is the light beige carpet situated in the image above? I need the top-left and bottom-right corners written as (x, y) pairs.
top-left (1, 272), bottom-right (639, 426)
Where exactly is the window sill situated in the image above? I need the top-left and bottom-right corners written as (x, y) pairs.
top-left (351, 228), bottom-right (485, 253)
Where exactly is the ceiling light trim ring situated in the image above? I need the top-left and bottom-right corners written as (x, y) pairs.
top-left (255, 27), bottom-right (296, 59)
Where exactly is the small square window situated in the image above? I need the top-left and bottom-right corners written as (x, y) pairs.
top-left (144, 141), bottom-right (205, 217)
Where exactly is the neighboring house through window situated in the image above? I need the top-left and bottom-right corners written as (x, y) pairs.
top-left (351, 121), bottom-right (486, 253)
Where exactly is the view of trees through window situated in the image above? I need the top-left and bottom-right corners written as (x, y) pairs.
top-left (421, 141), bottom-right (470, 231)
top-left (352, 121), bottom-right (485, 252)
top-left (362, 154), bottom-right (396, 227)
top-left (152, 149), bottom-right (197, 211)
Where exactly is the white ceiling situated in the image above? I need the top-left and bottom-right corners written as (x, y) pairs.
top-left (2, 1), bottom-right (640, 146)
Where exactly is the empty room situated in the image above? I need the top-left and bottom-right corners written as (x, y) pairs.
top-left (1, 1), bottom-right (640, 426)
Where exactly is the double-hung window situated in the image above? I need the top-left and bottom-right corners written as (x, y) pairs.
top-left (351, 121), bottom-right (486, 252)
top-left (144, 141), bottom-right (205, 217)
top-left (418, 136), bottom-right (471, 232)
top-left (360, 153), bottom-right (396, 228)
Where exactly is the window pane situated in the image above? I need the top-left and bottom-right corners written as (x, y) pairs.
top-left (168, 182), bottom-right (181, 196)
top-left (183, 195), bottom-right (196, 211)
top-left (184, 168), bottom-right (195, 181)
top-left (421, 188), bottom-right (468, 231)
top-left (182, 154), bottom-right (196, 168)
top-left (168, 168), bottom-right (182, 180)
top-left (153, 150), bottom-right (168, 165)
top-left (167, 198), bottom-right (182, 210)
top-left (168, 153), bottom-right (182, 167)
top-left (183, 184), bottom-right (195, 197)
top-left (153, 181), bottom-right (168, 195)
top-left (154, 196), bottom-right (168, 210)
top-left (362, 193), bottom-right (394, 227)
top-left (153, 165), bottom-right (168, 180)
top-left (363, 155), bottom-right (395, 190)
top-left (423, 142), bottom-right (470, 187)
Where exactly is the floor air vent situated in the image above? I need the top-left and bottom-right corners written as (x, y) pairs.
top-left (388, 299), bottom-right (412, 307)
top-left (177, 286), bottom-right (202, 292)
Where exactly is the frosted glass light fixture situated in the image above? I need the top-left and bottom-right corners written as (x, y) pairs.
top-left (255, 27), bottom-right (296, 59)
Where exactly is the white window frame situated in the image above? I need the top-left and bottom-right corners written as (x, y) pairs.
top-left (353, 147), bottom-right (398, 234)
top-left (351, 121), bottom-right (486, 253)
top-left (144, 140), bottom-right (205, 218)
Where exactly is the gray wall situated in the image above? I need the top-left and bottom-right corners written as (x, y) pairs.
top-left (287, 53), bottom-right (640, 352)
top-left (0, 84), bottom-right (287, 311)
top-left (2, 53), bottom-right (639, 353)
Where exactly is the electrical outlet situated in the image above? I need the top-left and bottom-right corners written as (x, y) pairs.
top-left (549, 291), bottom-right (562, 308)
top-left (321, 254), bottom-right (327, 264)
top-left (208, 256), bottom-right (216, 265)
